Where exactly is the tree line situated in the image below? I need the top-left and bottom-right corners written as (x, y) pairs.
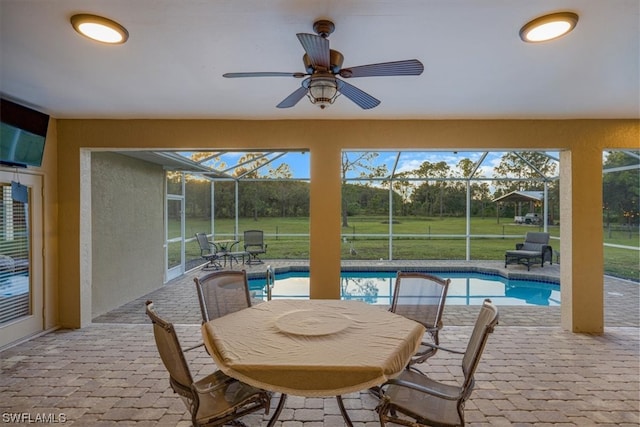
top-left (174, 150), bottom-right (638, 227)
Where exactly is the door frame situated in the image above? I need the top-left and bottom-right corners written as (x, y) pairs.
top-left (0, 171), bottom-right (43, 348)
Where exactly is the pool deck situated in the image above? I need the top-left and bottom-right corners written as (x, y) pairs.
top-left (1, 260), bottom-right (638, 426)
top-left (93, 259), bottom-right (639, 327)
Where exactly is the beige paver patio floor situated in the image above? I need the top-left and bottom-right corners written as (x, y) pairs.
top-left (1, 260), bottom-right (639, 426)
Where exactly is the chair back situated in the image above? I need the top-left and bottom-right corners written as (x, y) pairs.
top-left (145, 301), bottom-right (194, 397)
top-left (244, 230), bottom-right (264, 248)
top-left (461, 299), bottom-right (499, 394)
top-left (390, 272), bottom-right (450, 330)
top-left (195, 233), bottom-right (215, 256)
top-left (194, 270), bottom-right (251, 322)
top-left (522, 232), bottom-right (550, 251)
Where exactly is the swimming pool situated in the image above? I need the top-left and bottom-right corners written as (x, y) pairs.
top-left (248, 270), bottom-right (560, 306)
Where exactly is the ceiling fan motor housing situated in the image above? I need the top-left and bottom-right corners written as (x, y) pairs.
top-left (303, 49), bottom-right (344, 74)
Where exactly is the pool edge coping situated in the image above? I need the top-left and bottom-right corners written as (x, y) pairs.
top-left (247, 263), bottom-right (560, 285)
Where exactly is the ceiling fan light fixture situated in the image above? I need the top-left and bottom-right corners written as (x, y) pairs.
top-left (306, 76), bottom-right (339, 109)
top-left (520, 12), bottom-right (578, 43)
top-left (71, 14), bottom-right (129, 44)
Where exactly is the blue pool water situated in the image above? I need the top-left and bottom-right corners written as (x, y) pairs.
top-left (249, 270), bottom-right (560, 306)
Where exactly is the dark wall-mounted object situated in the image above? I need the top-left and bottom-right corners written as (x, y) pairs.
top-left (0, 98), bottom-right (49, 168)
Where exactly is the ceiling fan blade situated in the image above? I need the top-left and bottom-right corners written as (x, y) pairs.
top-left (223, 72), bottom-right (306, 78)
top-left (276, 86), bottom-right (308, 108)
top-left (336, 80), bottom-right (380, 110)
top-left (339, 59), bottom-right (424, 78)
top-left (296, 33), bottom-right (330, 69)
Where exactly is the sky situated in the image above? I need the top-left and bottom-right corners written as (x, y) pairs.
top-left (181, 150), bottom-right (561, 182)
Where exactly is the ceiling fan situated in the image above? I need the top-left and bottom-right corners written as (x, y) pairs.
top-left (223, 20), bottom-right (424, 110)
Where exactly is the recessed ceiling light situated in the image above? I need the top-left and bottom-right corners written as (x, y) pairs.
top-left (70, 14), bottom-right (128, 44)
top-left (520, 12), bottom-right (579, 43)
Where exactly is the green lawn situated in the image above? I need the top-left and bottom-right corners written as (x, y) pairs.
top-left (175, 216), bottom-right (639, 281)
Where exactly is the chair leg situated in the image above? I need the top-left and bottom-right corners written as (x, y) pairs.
top-left (202, 258), bottom-right (222, 271)
top-left (376, 397), bottom-right (393, 427)
top-left (246, 253), bottom-right (263, 265)
top-left (336, 396), bottom-right (354, 427)
top-left (266, 394), bottom-right (287, 427)
top-left (368, 386), bottom-right (381, 398)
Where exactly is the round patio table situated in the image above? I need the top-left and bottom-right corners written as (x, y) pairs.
top-left (211, 239), bottom-right (245, 267)
top-left (201, 299), bottom-right (425, 426)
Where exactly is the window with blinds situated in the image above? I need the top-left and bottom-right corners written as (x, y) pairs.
top-left (0, 183), bottom-right (31, 325)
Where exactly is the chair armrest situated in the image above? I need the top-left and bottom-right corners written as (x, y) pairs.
top-left (193, 372), bottom-right (236, 394)
top-left (425, 325), bottom-right (441, 334)
top-left (515, 243), bottom-right (524, 250)
top-left (380, 378), bottom-right (461, 401)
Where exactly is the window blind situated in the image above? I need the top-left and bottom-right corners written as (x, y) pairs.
top-left (0, 183), bottom-right (31, 325)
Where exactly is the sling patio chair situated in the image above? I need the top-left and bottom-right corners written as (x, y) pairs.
top-left (243, 230), bottom-right (267, 265)
top-left (504, 231), bottom-right (553, 271)
top-left (194, 270), bottom-right (253, 323)
top-left (376, 299), bottom-right (499, 427)
top-left (145, 301), bottom-right (270, 427)
top-left (390, 272), bottom-right (451, 368)
top-left (195, 233), bottom-right (223, 271)
top-left (370, 272), bottom-right (450, 398)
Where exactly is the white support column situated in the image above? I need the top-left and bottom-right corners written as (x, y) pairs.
top-left (234, 180), bottom-right (239, 239)
top-left (388, 182), bottom-right (393, 260)
top-left (466, 180), bottom-right (471, 260)
top-left (210, 181), bottom-right (215, 236)
top-left (543, 181), bottom-right (549, 232)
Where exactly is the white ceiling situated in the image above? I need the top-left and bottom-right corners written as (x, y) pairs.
top-left (1, 0), bottom-right (639, 120)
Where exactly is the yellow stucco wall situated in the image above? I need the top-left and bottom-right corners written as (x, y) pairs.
top-left (55, 119), bottom-right (639, 331)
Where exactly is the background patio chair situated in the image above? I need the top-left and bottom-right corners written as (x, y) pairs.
top-left (194, 270), bottom-right (252, 323)
top-left (243, 230), bottom-right (267, 265)
top-left (195, 233), bottom-right (222, 271)
top-left (144, 301), bottom-right (270, 427)
top-left (505, 231), bottom-right (553, 271)
top-left (376, 298), bottom-right (499, 427)
top-left (390, 272), bottom-right (451, 367)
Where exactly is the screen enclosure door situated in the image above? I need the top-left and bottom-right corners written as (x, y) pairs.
top-left (166, 195), bottom-right (185, 281)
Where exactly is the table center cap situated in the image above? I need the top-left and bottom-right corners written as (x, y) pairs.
top-left (275, 309), bottom-right (351, 336)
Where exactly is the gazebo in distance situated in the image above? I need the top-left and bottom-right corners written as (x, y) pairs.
top-left (493, 190), bottom-right (546, 226)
